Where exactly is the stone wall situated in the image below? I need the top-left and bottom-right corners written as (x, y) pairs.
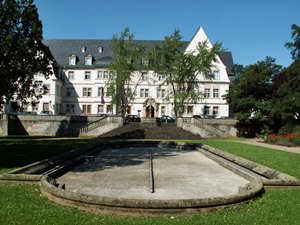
top-left (0, 114), bottom-right (123, 137)
top-left (177, 117), bottom-right (237, 138)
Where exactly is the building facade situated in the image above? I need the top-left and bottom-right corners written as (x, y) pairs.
top-left (26, 27), bottom-right (234, 118)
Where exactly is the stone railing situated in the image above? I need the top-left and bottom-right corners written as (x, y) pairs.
top-left (79, 116), bottom-right (123, 136)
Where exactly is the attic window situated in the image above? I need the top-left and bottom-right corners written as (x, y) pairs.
top-left (85, 55), bottom-right (93, 65)
top-left (198, 41), bottom-right (202, 47)
top-left (81, 47), bottom-right (86, 53)
top-left (69, 55), bottom-right (76, 65)
top-left (98, 47), bottom-right (104, 53)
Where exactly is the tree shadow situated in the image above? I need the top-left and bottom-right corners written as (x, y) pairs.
top-left (69, 145), bottom-right (198, 173)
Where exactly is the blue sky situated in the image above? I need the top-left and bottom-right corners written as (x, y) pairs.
top-left (34, 0), bottom-right (300, 67)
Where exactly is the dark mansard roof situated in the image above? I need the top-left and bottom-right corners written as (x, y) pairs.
top-left (43, 39), bottom-right (234, 75)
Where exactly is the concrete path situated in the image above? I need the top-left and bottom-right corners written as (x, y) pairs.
top-left (58, 147), bottom-right (249, 200)
top-left (236, 139), bottom-right (300, 154)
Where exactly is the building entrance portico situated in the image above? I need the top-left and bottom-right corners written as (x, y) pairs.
top-left (143, 98), bottom-right (157, 118)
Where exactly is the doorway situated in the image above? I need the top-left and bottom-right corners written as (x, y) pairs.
top-left (146, 106), bottom-right (155, 118)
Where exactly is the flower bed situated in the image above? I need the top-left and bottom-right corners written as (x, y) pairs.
top-left (264, 133), bottom-right (300, 147)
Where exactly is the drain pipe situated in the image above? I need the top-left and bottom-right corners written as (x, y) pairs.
top-left (149, 149), bottom-right (155, 193)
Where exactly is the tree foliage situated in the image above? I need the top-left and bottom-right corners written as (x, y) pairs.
top-left (108, 27), bottom-right (144, 116)
top-left (227, 57), bottom-right (282, 122)
top-left (151, 29), bottom-right (222, 117)
top-left (0, 0), bottom-right (54, 104)
top-left (285, 24), bottom-right (300, 60)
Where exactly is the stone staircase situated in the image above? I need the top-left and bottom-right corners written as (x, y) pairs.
top-left (98, 123), bottom-right (201, 140)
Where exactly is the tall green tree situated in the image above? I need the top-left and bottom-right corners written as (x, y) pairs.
top-left (285, 24), bottom-right (300, 60)
top-left (0, 0), bottom-right (54, 106)
top-left (108, 27), bottom-right (144, 116)
top-left (273, 24), bottom-right (300, 123)
top-left (227, 57), bottom-right (282, 122)
top-left (151, 29), bottom-right (222, 117)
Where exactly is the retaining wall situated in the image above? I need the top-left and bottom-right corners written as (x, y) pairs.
top-left (177, 117), bottom-right (238, 138)
top-left (0, 114), bottom-right (122, 136)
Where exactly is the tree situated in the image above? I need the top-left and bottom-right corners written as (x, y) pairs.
top-left (108, 27), bottom-right (144, 116)
top-left (285, 24), bottom-right (300, 60)
top-left (272, 60), bottom-right (300, 122)
top-left (150, 29), bottom-right (222, 117)
top-left (227, 57), bottom-right (282, 121)
top-left (0, 0), bottom-right (54, 108)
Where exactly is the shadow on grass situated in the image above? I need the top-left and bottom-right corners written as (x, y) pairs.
top-left (0, 137), bottom-right (94, 172)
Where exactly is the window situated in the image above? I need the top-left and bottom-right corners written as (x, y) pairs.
top-left (44, 84), bottom-right (50, 94)
top-left (140, 88), bottom-right (149, 98)
top-left (103, 71), bottom-right (109, 79)
top-left (82, 105), bottom-right (91, 114)
top-left (98, 47), bottom-right (103, 53)
top-left (66, 87), bottom-right (75, 97)
top-left (43, 103), bottom-right (49, 111)
top-left (161, 106), bottom-right (166, 115)
top-left (106, 105), bottom-right (113, 114)
top-left (187, 105), bottom-right (193, 114)
top-left (81, 47), bottom-right (86, 53)
top-left (204, 106), bottom-right (210, 115)
top-left (69, 55), bottom-right (76, 65)
top-left (97, 71), bottom-right (103, 79)
top-left (82, 87), bottom-right (92, 97)
top-left (109, 71), bottom-right (113, 79)
top-left (98, 87), bottom-right (104, 97)
top-left (141, 72), bottom-right (148, 80)
top-left (214, 71), bottom-right (220, 80)
top-left (84, 71), bottom-right (91, 80)
top-left (204, 88), bottom-right (210, 98)
top-left (85, 55), bottom-right (92, 65)
top-left (158, 74), bottom-right (165, 81)
top-left (67, 71), bottom-right (74, 80)
top-left (213, 89), bottom-right (219, 98)
top-left (157, 88), bottom-right (166, 98)
top-left (97, 105), bottom-right (104, 114)
top-left (66, 104), bottom-right (75, 113)
top-left (213, 107), bottom-right (219, 116)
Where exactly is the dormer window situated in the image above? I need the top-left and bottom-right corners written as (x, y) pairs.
top-left (98, 47), bottom-right (103, 53)
top-left (81, 47), bottom-right (86, 53)
top-left (69, 55), bottom-right (76, 65)
top-left (85, 55), bottom-right (93, 65)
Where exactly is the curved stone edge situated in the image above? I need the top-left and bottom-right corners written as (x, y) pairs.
top-left (40, 175), bottom-right (264, 214)
top-left (201, 144), bottom-right (300, 186)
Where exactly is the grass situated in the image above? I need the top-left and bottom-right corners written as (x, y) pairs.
top-left (0, 137), bottom-right (300, 224)
top-left (196, 139), bottom-right (300, 179)
top-left (0, 184), bottom-right (299, 225)
top-left (0, 136), bottom-right (96, 173)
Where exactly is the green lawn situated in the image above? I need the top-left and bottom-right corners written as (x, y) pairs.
top-left (0, 137), bottom-right (300, 224)
top-left (197, 139), bottom-right (300, 179)
top-left (0, 136), bottom-right (95, 173)
top-left (0, 184), bottom-right (299, 225)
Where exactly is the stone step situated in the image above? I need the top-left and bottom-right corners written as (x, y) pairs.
top-left (99, 123), bottom-right (201, 140)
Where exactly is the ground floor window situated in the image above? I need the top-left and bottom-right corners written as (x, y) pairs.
top-left (213, 106), bottom-right (219, 117)
top-left (204, 106), bottom-right (210, 115)
top-left (106, 105), bottom-right (113, 114)
top-left (97, 105), bottom-right (104, 114)
top-left (127, 105), bottom-right (131, 114)
top-left (43, 103), bottom-right (49, 111)
top-left (161, 106), bottom-right (166, 115)
top-left (187, 105), bottom-right (193, 114)
top-left (82, 104), bottom-right (91, 114)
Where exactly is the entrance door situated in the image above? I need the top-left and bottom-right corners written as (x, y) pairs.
top-left (146, 106), bottom-right (155, 118)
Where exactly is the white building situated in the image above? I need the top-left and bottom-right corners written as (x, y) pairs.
top-left (29, 27), bottom-right (235, 118)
